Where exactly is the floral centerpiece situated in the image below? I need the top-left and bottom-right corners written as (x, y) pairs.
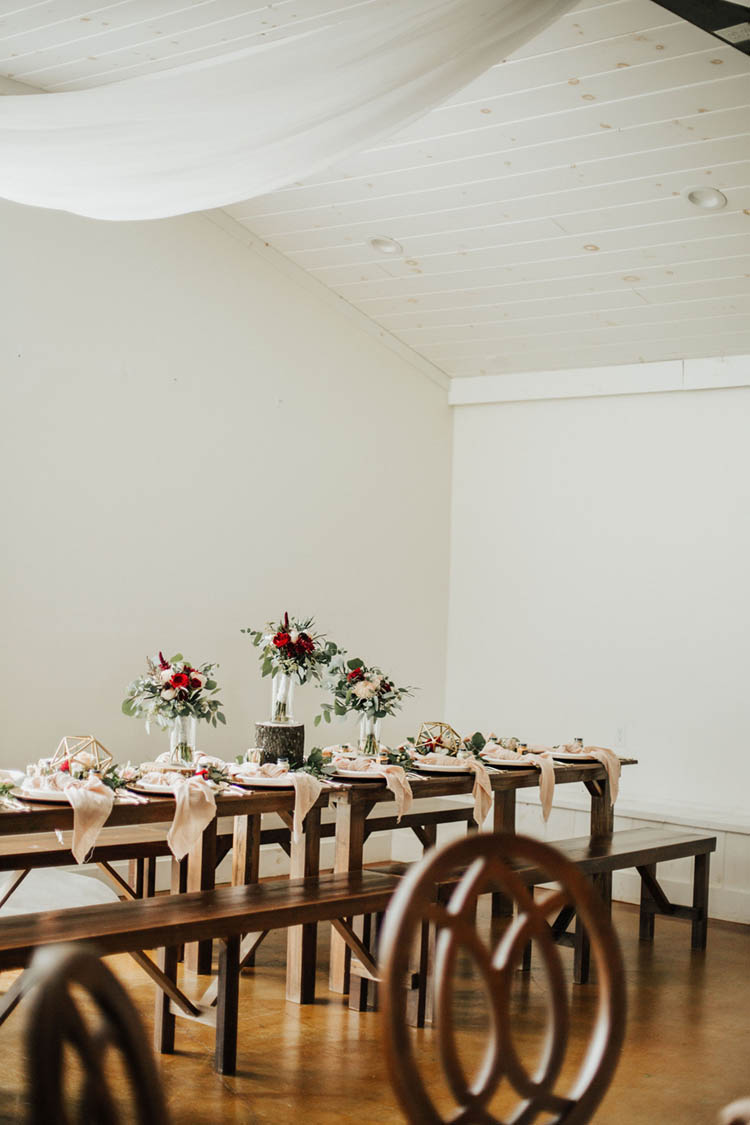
top-left (242, 612), bottom-right (339, 724)
top-left (122, 652), bottom-right (226, 763)
top-left (316, 658), bottom-right (413, 755)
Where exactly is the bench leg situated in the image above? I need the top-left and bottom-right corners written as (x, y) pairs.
top-left (573, 915), bottom-right (591, 985)
top-left (691, 853), bottom-right (710, 951)
top-left (215, 935), bottom-right (240, 1076)
top-left (146, 857), bottom-right (157, 898)
top-left (154, 946), bottom-right (178, 1054)
top-left (639, 863), bottom-right (656, 942)
top-left (406, 917), bottom-right (431, 1028)
top-left (492, 790), bottom-right (516, 919)
top-left (349, 912), bottom-right (377, 1013)
top-left (133, 858), bottom-right (145, 899)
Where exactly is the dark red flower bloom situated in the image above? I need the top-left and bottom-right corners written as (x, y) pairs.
top-left (189, 677), bottom-right (203, 691)
top-left (347, 667), bottom-right (364, 682)
top-left (298, 634), bottom-right (314, 653)
top-left (273, 632), bottom-right (290, 648)
top-left (59, 759), bottom-right (70, 773)
top-left (171, 672), bottom-right (189, 690)
top-left (158, 651), bottom-right (170, 669)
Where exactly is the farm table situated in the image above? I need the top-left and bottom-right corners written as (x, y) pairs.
top-left (325, 758), bottom-right (637, 996)
top-left (0, 757), bottom-right (635, 1004)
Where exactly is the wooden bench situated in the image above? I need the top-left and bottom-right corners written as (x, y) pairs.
top-left (517, 827), bottom-right (716, 982)
top-left (0, 868), bottom-right (403, 1076)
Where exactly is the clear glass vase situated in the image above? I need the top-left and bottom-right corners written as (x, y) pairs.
top-left (271, 672), bottom-right (295, 723)
top-left (169, 714), bottom-right (197, 764)
top-left (359, 714), bottom-right (382, 756)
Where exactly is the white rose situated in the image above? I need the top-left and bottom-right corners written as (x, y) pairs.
top-left (159, 667), bottom-right (172, 683)
top-left (161, 688), bottom-right (176, 700)
top-left (289, 629), bottom-right (299, 644)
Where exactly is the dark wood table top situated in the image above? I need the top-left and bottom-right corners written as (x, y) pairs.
top-left (0, 759), bottom-right (637, 836)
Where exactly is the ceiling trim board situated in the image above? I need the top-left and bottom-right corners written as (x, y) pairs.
top-left (200, 209), bottom-right (451, 393)
top-left (448, 355), bottom-right (750, 404)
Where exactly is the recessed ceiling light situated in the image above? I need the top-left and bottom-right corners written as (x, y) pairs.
top-left (685, 187), bottom-right (728, 210)
top-left (368, 236), bottom-right (403, 256)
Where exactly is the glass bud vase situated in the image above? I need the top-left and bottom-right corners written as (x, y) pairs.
top-left (271, 672), bottom-right (295, 724)
top-left (359, 714), bottom-right (382, 756)
top-left (169, 714), bottom-right (197, 764)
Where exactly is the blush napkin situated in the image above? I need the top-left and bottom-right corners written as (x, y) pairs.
top-left (167, 775), bottom-right (216, 861)
top-left (557, 743), bottom-right (621, 804)
top-left (63, 775), bottom-right (116, 864)
top-left (482, 744), bottom-right (557, 821)
top-left (233, 763), bottom-right (323, 842)
top-left (331, 756), bottom-right (413, 820)
top-left (415, 753), bottom-right (493, 826)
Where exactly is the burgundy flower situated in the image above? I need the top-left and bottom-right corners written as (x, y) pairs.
top-left (298, 634), bottom-right (315, 653)
top-left (273, 632), bottom-right (290, 648)
top-left (158, 651), bottom-right (170, 670)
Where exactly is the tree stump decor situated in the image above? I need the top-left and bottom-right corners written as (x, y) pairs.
top-left (255, 722), bottom-right (305, 767)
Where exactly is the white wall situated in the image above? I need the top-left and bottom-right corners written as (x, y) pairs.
top-left (446, 385), bottom-right (750, 919)
top-left (0, 200), bottom-right (452, 765)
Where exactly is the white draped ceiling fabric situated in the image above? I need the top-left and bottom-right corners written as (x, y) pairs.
top-left (0, 0), bottom-right (576, 222)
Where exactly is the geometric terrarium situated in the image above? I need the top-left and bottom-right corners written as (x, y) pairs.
top-left (50, 735), bottom-right (113, 773)
top-left (414, 721), bottom-right (462, 755)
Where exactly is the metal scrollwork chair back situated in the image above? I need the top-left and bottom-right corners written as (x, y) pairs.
top-left (380, 832), bottom-right (627, 1125)
top-left (25, 944), bottom-right (170, 1125)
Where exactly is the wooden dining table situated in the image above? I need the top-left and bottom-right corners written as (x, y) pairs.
top-left (0, 756), bottom-right (635, 1007)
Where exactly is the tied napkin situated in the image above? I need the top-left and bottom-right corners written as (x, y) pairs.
top-left (417, 753), bottom-right (493, 826)
top-left (167, 775), bottom-right (216, 861)
top-left (483, 744), bottom-right (557, 821)
top-left (233, 763), bottom-right (322, 842)
top-left (557, 743), bottom-right (621, 804)
top-left (63, 776), bottom-right (115, 864)
top-left (332, 756), bottom-right (413, 821)
top-left (21, 772), bottom-right (115, 863)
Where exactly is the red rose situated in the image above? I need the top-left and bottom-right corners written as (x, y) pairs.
top-left (189, 677), bottom-right (203, 690)
top-left (171, 672), bottom-right (189, 690)
top-left (347, 667), bottom-right (364, 682)
top-left (273, 632), bottom-right (290, 648)
top-left (195, 768), bottom-right (209, 779)
top-left (59, 759), bottom-right (70, 773)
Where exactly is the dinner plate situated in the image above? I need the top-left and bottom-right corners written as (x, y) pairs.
top-left (481, 755), bottom-right (537, 769)
top-left (229, 774), bottom-right (295, 789)
top-left (126, 783), bottom-right (177, 797)
top-left (11, 788), bottom-right (70, 804)
top-left (330, 768), bottom-right (386, 782)
top-left (410, 761), bottom-right (474, 774)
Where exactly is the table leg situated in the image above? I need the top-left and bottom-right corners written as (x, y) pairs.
top-left (329, 798), bottom-right (367, 996)
top-left (232, 812), bottom-right (263, 968)
top-left (587, 777), bottom-right (614, 913)
top-left (286, 805), bottom-right (322, 1004)
top-left (185, 818), bottom-right (217, 975)
top-left (492, 789), bottom-right (516, 919)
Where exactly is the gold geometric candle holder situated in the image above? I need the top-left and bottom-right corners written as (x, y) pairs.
top-left (415, 721), bottom-right (462, 755)
top-left (51, 735), bottom-right (113, 773)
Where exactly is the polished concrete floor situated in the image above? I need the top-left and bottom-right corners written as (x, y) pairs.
top-left (0, 901), bottom-right (747, 1123)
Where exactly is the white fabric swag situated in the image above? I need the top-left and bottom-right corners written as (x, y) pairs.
top-left (0, 0), bottom-right (575, 222)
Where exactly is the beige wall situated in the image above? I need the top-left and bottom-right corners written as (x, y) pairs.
top-left (0, 200), bottom-right (452, 764)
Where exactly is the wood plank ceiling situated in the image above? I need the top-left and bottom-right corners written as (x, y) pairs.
top-left (2, 0), bottom-right (749, 378)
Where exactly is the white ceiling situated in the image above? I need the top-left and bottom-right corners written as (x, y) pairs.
top-left (2, 0), bottom-right (750, 379)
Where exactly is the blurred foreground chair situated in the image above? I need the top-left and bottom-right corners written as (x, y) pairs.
top-left (24, 944), bottom-right (169, 1125)
top-left (380, 832), bottom-right (626, 1125)
top-left (720, 1101), bottom-right (750, 1125)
